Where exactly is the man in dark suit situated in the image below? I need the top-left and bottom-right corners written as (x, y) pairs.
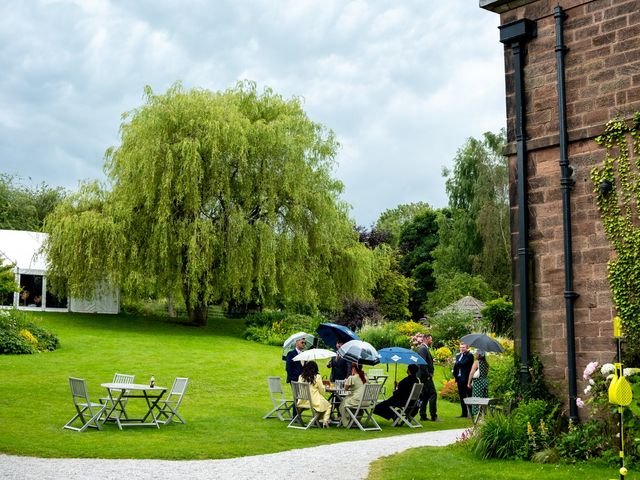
top-left (285, 337), bottom-right (306, 383)
top-left (326, 341), bottom-right (350, 382)
top-left (453, 342), bottom-right (474, 417)
top-left (417, 333), bottom-right (438, 421)
top-left (374, 364), bottom-right (420, 420)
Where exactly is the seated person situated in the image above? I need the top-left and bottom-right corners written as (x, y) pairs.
top-left (297, 360), bottom-right (332, 428)
top-left (373, 364), bottom-right (420, 420)
top-left (338, 363), bottom-right (368, 427)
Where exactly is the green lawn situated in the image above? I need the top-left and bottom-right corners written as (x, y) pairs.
top-left (367, 443), bottom-right (635, 480)
top-left (0, 311), bottom-right (469, 459)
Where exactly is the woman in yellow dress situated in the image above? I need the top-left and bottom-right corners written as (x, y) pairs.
top-left (339, 363), bottom-right (368, 427)
top-left (298, 361), bottom-right (332, 427)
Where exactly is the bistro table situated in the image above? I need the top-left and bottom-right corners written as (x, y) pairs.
top-left (101, 382), bottom-right (167, 429)
top-left (325, 385), bottom-right (351, 424)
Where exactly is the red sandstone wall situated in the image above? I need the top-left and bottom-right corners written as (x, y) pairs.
top-left (497, 0), bottom-right (640, 396)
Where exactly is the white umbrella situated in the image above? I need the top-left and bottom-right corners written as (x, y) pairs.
top-left (292, 348), bottom-right (337, 362)
top-left (281, 331), bottom-right (314, 360)
top-left (337, 339), bottom-right (381, 366)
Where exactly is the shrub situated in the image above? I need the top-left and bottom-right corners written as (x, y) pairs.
top-left (439, 378), bottom-right (459, 402)
top-left (428, 311), bottom-right (473, 345)
top-left (471, 412), bottom-right (523, 460)
top-left (331, 298), bottom-right (380, 332)
top-left (395, 320), bottom-right (424, 337)
top-left (481, 298), bottom-right (513, 337)
top-left (243, 312), bottom-right (325, 347)
top-left (557, 420), bottom-right (611, 463)
top-left (358, 322), bottom-right (409, 350)
top-left (0, 309), bottom-right (59, 354)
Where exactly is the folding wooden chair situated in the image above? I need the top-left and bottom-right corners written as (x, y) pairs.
top-left (156, 377), bottom-right (189, 425)
top-left (63, 377), bottom-right (106, 432)
top-left (390, 383), bottom-right (424, 428)
top-left (288, 381), bottom-right (320, 430)
top-left (263, 376), bottom-right (294, 421)
top-left (344, 383), bottom-right (382, 431)
top-left (100, 373), bottom-right (135, 420)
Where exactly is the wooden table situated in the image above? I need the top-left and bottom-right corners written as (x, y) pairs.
top-left (101, 383), bottom-right (167, 429)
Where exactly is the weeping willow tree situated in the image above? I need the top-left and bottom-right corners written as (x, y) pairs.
top-left (44, 82), bottom-right (376, 325)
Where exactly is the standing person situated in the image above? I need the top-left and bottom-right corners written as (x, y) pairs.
top-left (285, 337), bottom-right (306, 384)
top-left (453, 342), bottom-right (474, 418)
top-left (374, 364), bottom-right (420, 420)
top-left (338, 363), bottom-right (368, 426)
top-left (417, 333), bottom-right (438, 422)
top-left (297, 360), bottom-right (332, 428)
top-left (467, 350), bottom-right (490, 416)
top-left (326, 341), bottom-right (350, 382)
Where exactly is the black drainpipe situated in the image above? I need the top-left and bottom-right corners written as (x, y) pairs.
top-left (499, 18), bottom-right (537, 387)
top-left (554, 5), bottom-right (580, 423)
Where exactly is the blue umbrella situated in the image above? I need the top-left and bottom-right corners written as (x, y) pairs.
top-left (316, 323), bottom-right (360, 350)
top-left (378, 347), bottom-right (427, 383)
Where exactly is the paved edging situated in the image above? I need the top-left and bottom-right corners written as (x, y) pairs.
top-left (0, 428), bottom-right (465, 480)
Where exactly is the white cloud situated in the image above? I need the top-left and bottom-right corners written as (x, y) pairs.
top-left (0, 0), bottom-right (505, 226)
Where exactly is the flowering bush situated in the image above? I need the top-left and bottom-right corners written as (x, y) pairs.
top-left (434, 346), bottom-right (453, 364)
top-left (396, 320), bottom-right (424, 337)
top-left (0, 309), bottom-right (59, 354)
top-left (439, 378), bottom-right (459, 402)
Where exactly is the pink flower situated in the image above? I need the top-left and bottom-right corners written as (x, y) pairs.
top-left (583, 361), bottom-right (599, 380)
top-left (576, 397), bottom-right (585, 408)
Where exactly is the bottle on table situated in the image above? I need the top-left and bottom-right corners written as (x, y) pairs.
top-left (150, 375), bottom-right (155, 388)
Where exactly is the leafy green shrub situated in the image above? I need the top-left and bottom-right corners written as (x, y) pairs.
top-left (0, 309), bottom-right (59, 354)
top-left (481, 298), bottom-right (513, 337)
top-left (427, 311), bottom-right (473, 346)
top-left (358, 322), bottom-right (409, 349)
top-left (243, 312), bottom-right (325, 347)
top-left (471, 412), bottom-right (523, 459)
top-left (557, 420), bottom-right (611, 463)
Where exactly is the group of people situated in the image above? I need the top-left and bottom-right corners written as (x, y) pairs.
top-left (283, 334), bottom-right (490, 427)
top-left (453, 342), bottom-right (490, 417)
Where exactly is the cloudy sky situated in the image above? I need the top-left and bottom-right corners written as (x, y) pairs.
top-left (1, 0), bottom-right (506, 227)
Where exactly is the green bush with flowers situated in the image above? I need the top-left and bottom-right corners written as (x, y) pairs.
top-left (0, 309), bottom-right (59, 354)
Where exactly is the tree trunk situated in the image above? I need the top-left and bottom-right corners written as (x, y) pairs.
top-left (167, 293), bottom-right (176, 318)
top-left (188, 303), bottom-right (208, 326)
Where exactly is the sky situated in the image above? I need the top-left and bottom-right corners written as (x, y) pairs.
top-left (0, 0), bottom-right (506, 227)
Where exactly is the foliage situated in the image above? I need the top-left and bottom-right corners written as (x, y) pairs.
top-left (426, 311), bottom-right (474, 346)
top-left (0, 310), bottom-right (59, 354)
top-left (591, 112), bottom-right (640, 364)
top-left (330, 298), bottom-right (381, 332)
top-left (358, 322), bottom-right (410, 350)
top-left (355, 225), bottom-right (393, 249)
top-left (482, 298), bottom-right (513, 337)
top-left (371, 245), bottom-right (413, 321)
top-left (434, 346), bottom-right (453, 366)
top-left (435, 130), bottom-right (511, 297)
top-left (439, 378), bottom-right (459, 403)
top-left (43, 82), bottom-right (376, 325)
top-left (0, 174), bottom-right (66, 232)
top-left (471, 412), bottom-right (524, 459)
top-left (0, 259), bottom-right (18, 296)
top-left (244, 312), bottom-right (324, 347)
top-left (374, 201), bottom-right (431, 248)
top-left (424, 271), bottom-right (497, 314)
top-left (395, 320), bottom-right (424, 337)
top-left (398, 208), bottom-right (440, 318)
top-left (556, 420), bottom-right (611, 463)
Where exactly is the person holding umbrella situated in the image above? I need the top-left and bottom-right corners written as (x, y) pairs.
top-left (326, 341), bottom-right (350, 382)
top-left (453, 342), bottom-right (474, 418)
top-left (417, 333), bottom-right (438, 422)
top-left (467, 350), bottom-right (490, 416)
top-left (286, 337), bottom-right (307, 384)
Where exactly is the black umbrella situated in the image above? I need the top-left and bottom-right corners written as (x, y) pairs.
top-left (316, 323), bottom-right (360, 350)
top-left (460, 333), bottom-right (504, 353)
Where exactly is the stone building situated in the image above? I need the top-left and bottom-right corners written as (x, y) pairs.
top-left (480, 0), bottom-right (640, 418)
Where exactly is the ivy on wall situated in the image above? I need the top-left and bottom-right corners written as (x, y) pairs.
top-left (591, 112), bottom-right (640, 360)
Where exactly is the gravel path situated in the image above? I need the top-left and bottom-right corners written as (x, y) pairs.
top-left (0, 428), bottom-right (464, 480)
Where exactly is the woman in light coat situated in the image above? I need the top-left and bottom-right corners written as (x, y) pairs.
top-left (339, 363), bottom-right (368, 426)
top-left (298, 360), bottom-right (332, 427)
